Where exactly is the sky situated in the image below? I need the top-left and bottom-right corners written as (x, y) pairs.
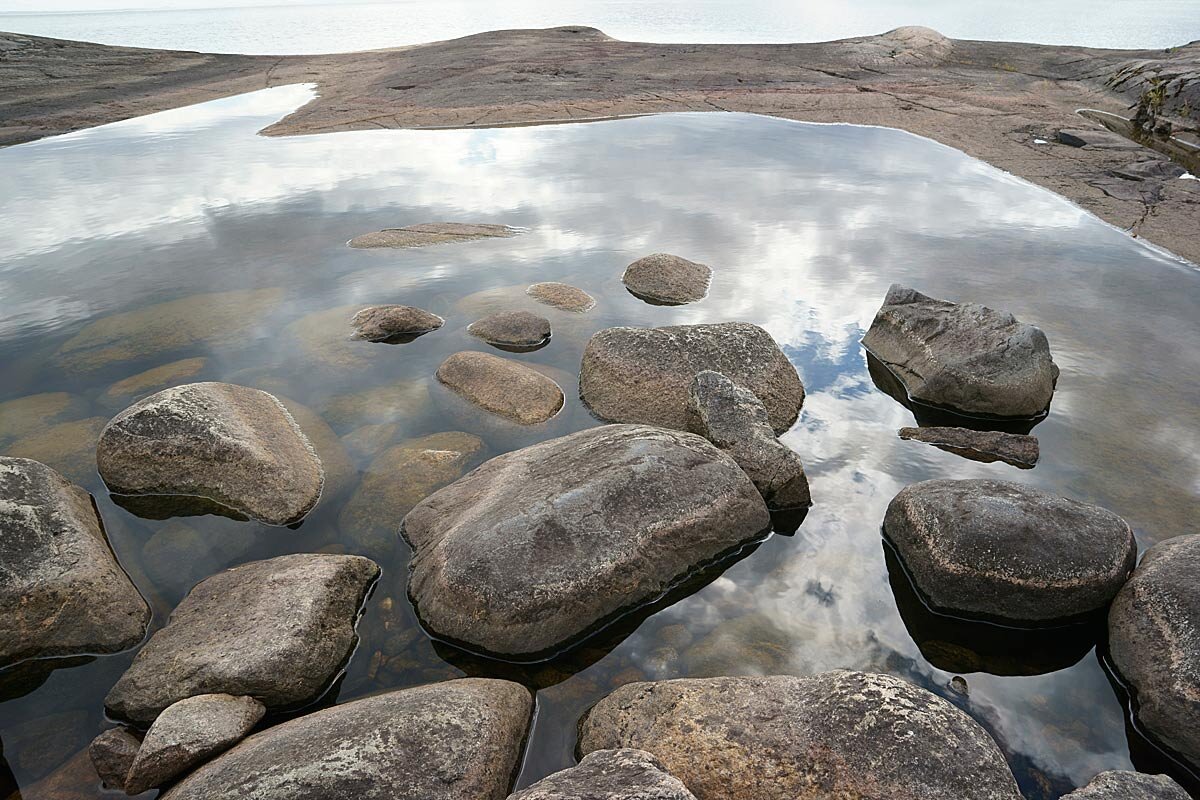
top-left (0, 0), bottom-right (342, 11)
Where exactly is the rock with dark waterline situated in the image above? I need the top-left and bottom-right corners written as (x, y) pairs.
top-left (436, 351), bottom-right (564, 424)
top-left (351, 304), bottom-right (444, 341)
top-left (622, 253), bottom-right (712, 305)
top-left (509, 748), bottom-right (697, 800)
top-left (898, 426), bottom-right (1039, 468)
top-left (467, 310), bottom-right (552, 348)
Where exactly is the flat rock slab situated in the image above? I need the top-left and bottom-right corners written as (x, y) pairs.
top-left (581, 322), bottom-right (804, 434)
top-left (97, 382), bottom-right (325, 526)
top-left (510, 749), bottom-right (697, 800)
top-left (162, 678), bottom-right (532, 800)
top-left (436, 351), bottom-right (564, 425)
top-left (88, 728), bottom-right (140, 792)
top-left (527, 282), bottom-right (595, 312)
top-left (1063, 770), bottom-right (1190, 799)
top-left (622, 253), bottom-right (712, 305)
top-left (862, 284), bottom-right (1059, 419)
top-left (468, 310), bottom-right (552, 349)
top-left (0, 457), bottom-right (149, 668)
top-left (403, 424), bottom-right (768, 658)
top-left (885, 479), bottom-right (1136, 623)
top-left (351, 304), bottom-right (444, 342)
top-left (898, 426), bottom-right (1039, 468)
top-left (105, 553), bottom-right (379, 724)
top-left (348, 222), bottom-right (518, 249)
top-left (578, 671), bottom-right (1021, 800)
top-left (1057, 129), bottom-right (1143, 149)
top-left (1108, 534), bottom-right (1200, 774)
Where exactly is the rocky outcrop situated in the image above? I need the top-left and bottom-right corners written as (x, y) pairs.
top-left (884, 479), bottom-right (1136, 623)
top-left (87, 728), bottom-right (140, 792)
top-left (403, 425), bottom-right (768, 658)
top-left (898, 426), bottom-right (1039, 468)
top-left (105, 553), bottom-right (379, 724)
top-left (580, 323), bottom-right (804, 434)
top-left (527, 282), bottom-right (595, 312)
top-left (1062, 770), bottom-right (1190, 799)
top-left (468, 311), bottom-right (552, 349)
top-left (436, 351), bottom-right (564, 424)
top-left (348, 222), bottom-right (518, 248)
top-left (351, 304), bottom-right (444, 341)
top-left (622, 253), bottom-right (712, 305)
top-left (578, 671), bottom-right (1021, 800)
top-left (162, 679), bottom-right (532, 800)
top-left (510, 749), bottom-right (697, 800)
top-left (862, 285), bottom-right (1059, 419)
top-left (0, 457), bottom-right (149, 668)
top-left (96, 382), bottom-right (325, 526)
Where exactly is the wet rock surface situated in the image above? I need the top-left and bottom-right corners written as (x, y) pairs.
top-left (161, 679), bottom-right (532, 800)
top-left (1063, 770), bottom-right (1190, 799)
top-left (1108, 534), bottom-right (1200, 774)
top-left (885, 479), bottom-right (1136, 623)
top-left (527, 281), bottom-right (595, 312)
top-left (0, 457), bottom-right (149, 668)
top-left (510, 748), bottom-right (697, 800)
top-left (578, 671), bottom-right (1021, 800)
top-left (580, 322), bottom-right (804, 434)
top-left (88, 728), bottom-right (140, 792)
top-left (348, 222), bottom-right (517, 248)
top-left (97, 382), bottom-right (325, 526)
top-left (436, 351), bottom-right (564, 425)
top-left (105, 553), bottom-right (379, 724)
top-left (622, 253), bottom-right (712, 305)
top-left (899, 426), bottom-right (1039, 468)
top-left (468, 310), bottom-right (552, 349)
top-left (351, 304), bottom-right (444, 342)
top-left (862, 285), bottom-right (1059, 419)
top-left (402, 424), bottom-right (768, 658)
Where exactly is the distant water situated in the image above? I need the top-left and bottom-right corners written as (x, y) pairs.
top-left (1, 0), bottom-right (1197, 54)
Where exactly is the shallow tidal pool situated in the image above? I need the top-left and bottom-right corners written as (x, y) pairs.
top-left (1, 85), bottom-right (1198, 798)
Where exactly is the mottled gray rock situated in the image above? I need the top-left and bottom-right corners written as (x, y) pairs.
top-left (899, 426), bottom-right (1039, 468)
top-left (351, 304), bottom-right (444, 341)
top-left (579, 671), bottom-right (1021, 800)
top-left (348, 222), bottom-right (517, 248)
top-left (96, 382), bottom-right (325, 526)
top-left (0, 457), bottom-right (149, 668)
top-left (885, 479), bottom-right (1136, 623)
top-left (862, 285), bottom-right (1059, 418)
top-left (510, 749), bottom-right (697, 800)
top-left (581, 323), bottom-right (804, 434)
top-left (162, 679), bottom-right (532, 800)
top-left (468, 311), bottom-right (552, 348)
top-left (622, 253), bottom-right (712, 305)
top-left (125, 694), bottom-right (266, 794)
top-left (436, 351), bottom-right (564, 424)
top-left (106, 553), bottom-right (379, 724)
top-left (527, 282), bottom-right (595, 312)
top-left (687, 371), bottom-right (810, 509)
top-left (1063, 770), bottom-right (1190, 799)
top-left (403, 425), bottom-right (768, 658)
top-left (1108, 535), bottom-right (1200, 774)
top-left (88, 728), bottom-right (140, 792)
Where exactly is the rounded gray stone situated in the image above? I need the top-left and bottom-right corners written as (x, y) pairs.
top-left (622, 253), bottom-right (712, 305)
top-left (88, 727), bottom-right (140, 792)
top-left (436, 351), bottom-right (564, 425)
top-left (467, 310), bottom-right (552, 347)
top-left (1063, 770), bottom-right (1190, 799)
top-left (510, 749), bottom-right (697, 799)
top-left (351, 305), bottom-right (444, 341)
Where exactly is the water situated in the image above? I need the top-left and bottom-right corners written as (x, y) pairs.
top-left (1, 0), bottom-right (1198, 53)
top-left (1, 86), bottom-right (1199, 798)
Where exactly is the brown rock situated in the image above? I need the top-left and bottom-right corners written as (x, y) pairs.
top-left (88, 727), bottom-right (140, 792)
top-left (510, 749), bottom-right (697, 799)
top-left (348, 222), bottom-right (517, 248)
top-left (436, 351), bottom-right (564, 425)
top-left (527, 282), bottom-right (595, 312)
top-left (1062, 770), bottom-right (1190, 799)
top-left (622, 253), bottom-right (712, 305)
top-left (467, 310), bottom-right (551, 348)
top-left (350, 304), bottom-right (444, 341)
top-left (100, 358), bottom-right (209, 407)
top-left (899, 426), bottom-right (1039, 468)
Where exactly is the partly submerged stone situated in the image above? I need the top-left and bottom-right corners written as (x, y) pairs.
top-left (4, 417), bottom-right (107, 484)
top-left (105, 553), bottom-right (379, 724)
top-left (510, 749), bottom-right (697, 800)
top-left (340, 422), bottom-right (401, 459)
top-left (581, 323), bottom-right (803, 434)
top-left (899, 426), bottom-right (1039, 468)
top-left (161, 679), bottom-right (532, 800)
top-left (88, 728), bottom-right (140, 792)
top-left (348, 222), bottom-right (518, 249)
top-left (527, 282), bottom-right (595, 312)
top-left (884, 479), bottom-right (1136, 623)
top-left (1062, 770), bottom-right (1190, 799)
top-left (1108, 535), bottom-right (1200, 774)
top-left (862, 285), bottom-right (1059, 419)
top-left (622, 253), bottom-right (712, 305)
top-left (579, 671), bottom-right (1021, 800)
top-left (0, 457), bottom-right (149, 668)
top-left (100, 358), bottom-right (209, 407)
top-left (275, 396), bottom-right (356, 503)
top-left (687, 370), bottom-right (810, 509)
top-left (322, 379), bottom-right (432, 431)
top-left (402, 424), bottom-right (768, 658)
top-left (140, 519), bottom-right (255, 598)
top-left (0, 392), bottom-right (87, 445)
top-left (96, 382), bottom-right (325, 526)
top-left (285, 304), bottom-right (380, 371)
top-left (351, 304), bottom-right (444, 342)
top-left (436, 351), bottom-right (564, 425)
top-left (468, 311), bottom-right (552, 349)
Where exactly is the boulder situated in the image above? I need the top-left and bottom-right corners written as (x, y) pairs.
top-left (1063, 770), bottom-right (1190, 799)
top-left (436, 351), bottom-right (564, 425)
top-left (622, 253), bottom-right (712, 305)
top-left (1108, 535), bottom-right (1200, 773)
top-left (96, 382), bottom-right (325, 526)
top-left (403, 424), bottom-right (768, 658)
top-left (125, 694), bottom-right (265, 794)
top-left (862, 285), bottom-right (1059, 419)
top-left (510, 749), bottom-right (697, 800)
top-left (527, 282), bottom-right (595, 312)
top-left (348, 222), bottom-right (518, 249)
top-left (687, 371), bottom-right (810, 509)
top-left (578, 671), bottom-right (1021, 800)
top-left (105, 553), bottom-right (379, 724)
top-left (468, 311), bottom-right (552, 349)
top-left (350, 304), bottom-right (444, 342)
top-left (580, 323), bottom-right (804, 434)
top-left (88, 728), bottom-right (140, 792)
top-left (898, 426), bottom-right (1039, 468)
top-left (161, 679), bottom-right (531, 800)
top-left (884, 479), bottom-right (1136, 623)
top-left (0, 457), bottom-right (149, 668)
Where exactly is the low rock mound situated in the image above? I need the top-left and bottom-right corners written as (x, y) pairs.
top-left (436, 351), bottom-right (564, 424)
top-left (527, 282), bottom-right (595, 312)
top-left (622, 253), bottom-right (711, 305)
top-left (898, 426), bottom-right (1039, 468)
top-left (348, 222), bottom-right (517, 248)
top-left (351, 304), bottom-right (444, 341)
top-left (511, 749), bottom-right (697, 800)
top-left (468, 310), bottom-right (552, 349)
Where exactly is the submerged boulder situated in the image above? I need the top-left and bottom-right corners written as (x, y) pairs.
top-left (862, 285), bottom-right (1059, 418)
top-left (402, 425), bottom-right (769, 658)
top-left (578, 671), bottom-right (1021, 800)
top-left (96, 382), bottom-right (325, 526)
top-left (622, 253), bottom-right (712, 305)
top-left (0, 457), bottom-right (149, 668)
top-left (581, 323), bottom-right (803, 434)
top-left (468, 311), bottom-right (552, 349)
top-left (898, 426), bottom-right (1039, 468)
top-left (527, 281), bottom-right (595, 312)
top-left (436, 351), bottom-right (564, 425)
top-left (510, 749), bottom-right (697, 800)
top-left (884, 479), bottom-right (1136, 623)
top-left (1063, 770), bottom-right (1189, 799)
top-left (351, 304), bottom-right (444, 341)
top-left (348, 222), bottom-right (518, 249)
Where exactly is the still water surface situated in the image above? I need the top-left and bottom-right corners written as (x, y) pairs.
top-left (0, 87), bottom-right (1199, 798)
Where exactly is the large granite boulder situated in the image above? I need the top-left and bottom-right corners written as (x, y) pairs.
top-left (0, 457), bottom-right (149, 668)
top-left (580, 323), bottom-right (803, 434)
top-left (884, 479), bottom-right (1136, 623)
top-left (1063, 770), bottom-right (1190, 799)
top-left (578, 671), bottom-right (1020, 800)
top-left (105, 553), bottom-right (379, 724)
top-left (1108, 535), bottom-right (1200, 773)
top-left (622, 253), bottom-right (712, 305)
top-left (403, 425), bottom-right (769, 658)
top-left (348, 222), bottom-right (518, 249)
top-left (862, 285), bottom-right (1059, 419)
top-left (510, 749), bottom-right (697, 800)
top-left (97, 382), bottom-right (325, 526)
top-left (162, 679), bottom-right (532, 800)
top-left (436, 351), bottom-right (564, 425)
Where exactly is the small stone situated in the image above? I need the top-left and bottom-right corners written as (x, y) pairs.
top-left (1062, 770), bottom-right (1190, 799)
top-left (467, 311), bottom-right (551, 349)
top-left (527, 282), bottom-right (595, 312)
top-left (949, 676), bottom-right (969, 696)
top-left (622, 253), bottom-right (712, 305)
top-left (436, 351), bottom-right (564, 425)
top-left (898, 426), bottom-right (1039, 468)
top-left (351, 305), bottom-right (444, 342)
top-left (88, 727), bottom-right (140, 792)
top-left (348, 222), bottom-right (517, 249)
top-left (510, 748), bottom-right (697, 799)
